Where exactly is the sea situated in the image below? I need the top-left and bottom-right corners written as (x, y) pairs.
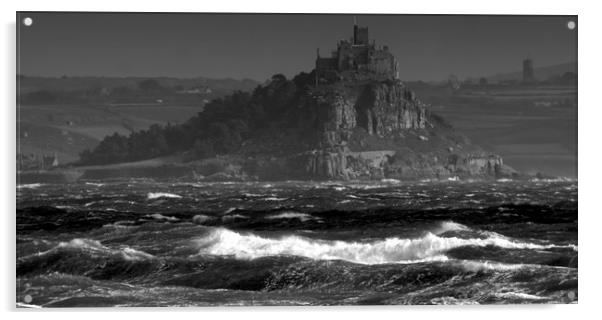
top-left (16, 178), bottom-right (578, 307)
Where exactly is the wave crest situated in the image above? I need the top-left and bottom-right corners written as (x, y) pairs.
top-left (265, 212), bottom-right (321, 222)
top-left (193, 227), bottom-right (572, 265)
top-left (147, 192), bottom-right (182, 199)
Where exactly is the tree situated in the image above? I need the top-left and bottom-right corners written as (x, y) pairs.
top-left (271, 74), bottom-right (287, 82)
top-left (192, 139), bottom-right (216, 159)
top-left (137, 79), bottom-right (164, 94)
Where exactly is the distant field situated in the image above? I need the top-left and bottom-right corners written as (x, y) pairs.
top-left (411, 83), bottom-right (577, 178)
top-left (17, 103), bottom-right (202, 164)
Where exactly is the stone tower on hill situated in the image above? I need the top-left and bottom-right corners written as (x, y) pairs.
top-left (315, 20), bottom-right (399, 83)
top-left (523, 56), bottom-right (535, 83)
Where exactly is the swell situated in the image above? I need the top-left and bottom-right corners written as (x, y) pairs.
top-left (17, 201), bottom-right (578, 235)
top-left (16, 223), bottom-right (578, 296)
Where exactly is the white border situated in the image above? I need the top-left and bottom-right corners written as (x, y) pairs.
top-left (2, 0), bottom-right (601, 319)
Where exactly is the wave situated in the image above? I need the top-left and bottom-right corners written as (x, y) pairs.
top-left (147, 192), bottom-right (182, 199)
top-left (433, 221), bottom-right (471, 234)
top-left (380, 178), bottom-right (401, 184)
top-left (146, 213), bottom-right (179, 221)
top-left (17, 183), bottom-right (44, 189)
top-left (263, 197), bottom-right (288, 201)
top-left (28, 238), bottom-right (155, 261)
top-left (193, 227), bottom-right (573, 265)
top-left (192, 214), bottom-right (214, 225)
top-left (266, 212), bottom-right (321, 222)
top-left (85, 182), bottom-right (105, 187)
top-left (222, 214), bottom-right (249, 222)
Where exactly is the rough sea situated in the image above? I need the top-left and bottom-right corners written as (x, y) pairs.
top-left (16, 179), bottom-right (578, 307)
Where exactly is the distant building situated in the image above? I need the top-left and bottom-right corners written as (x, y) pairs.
top-left (17, 152), bottom-right (59, 171)
top-left (523, 56), bottom-right (535, 83)
top-left (42, 153), bottom-right (59, 169)
top-left (315, 19), bottom-right (398, 82)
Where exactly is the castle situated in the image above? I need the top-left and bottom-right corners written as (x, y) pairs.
top-left (315, 19), bottom-right (399, 82)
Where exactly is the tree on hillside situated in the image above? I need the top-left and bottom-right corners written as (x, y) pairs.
top-left (137, 79), bottom-right (165, 94)
top-left (78, 72), bottom-right (308, 165)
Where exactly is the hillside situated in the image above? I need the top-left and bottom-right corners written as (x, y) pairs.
top-left (485, 61), bottom-right (576, 83)
top-left (17, 76), bottom-right (260, 164)
top-left (68, 70), bottom-right (518, 182)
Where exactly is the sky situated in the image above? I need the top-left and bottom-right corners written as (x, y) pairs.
top-left (17, 12), bottom-right (577, 82)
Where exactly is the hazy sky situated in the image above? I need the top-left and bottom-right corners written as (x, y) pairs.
top-left (17, 12), bottom-right (577, 81)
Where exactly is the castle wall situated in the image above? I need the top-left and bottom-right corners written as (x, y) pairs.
top-left (315, 25), bottom-right (397, 81)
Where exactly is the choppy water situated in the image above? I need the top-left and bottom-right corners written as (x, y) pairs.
top-left (16, 179), bottom-right (578, 307)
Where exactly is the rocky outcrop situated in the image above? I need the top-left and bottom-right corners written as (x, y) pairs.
top-left (277, 78), bottom-right (517, 181)
top-left (355, 82), bottom-right (427, 135)
top-left (299, 80), bottom-right (427, 149)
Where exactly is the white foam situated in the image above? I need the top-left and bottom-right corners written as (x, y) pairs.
top-left (119, 247), bottom-right (156, 261)
top-left (458, 260), bottom-right (529, 272)
top-left (85, 182), bottom-right (105, 187)
top-left (434, 221), bottom-right (471, 234)
top-left (495, 292), bottom-right (546, 300)
top-left (17, 183), bottom-right (43, 189)
top-left (147, 192), bottom-right (182, 199)
top-left (147, 213), bottom-right (179, 221)
top-left (192, 214), bottom-right (214, 224)
top-left (223, 207), bottom-right (237, 214)
top-left (30, 238), bottom-right (155, 261)
top-left (193, 227), bottom-right (572, 265)
top-left (222, 214), bottom-right (249, 222)
top-left (265, 212), bottom-right (320, 222)
top-left (263, 197), bottom-right (287, 201)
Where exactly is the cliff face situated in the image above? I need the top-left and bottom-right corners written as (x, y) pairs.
top-left (298, 80), bottom-right (426, 147)
top-left (263, 79), bottom-right (517, 181)
top-left (355, 82), bottom-right (426, 135)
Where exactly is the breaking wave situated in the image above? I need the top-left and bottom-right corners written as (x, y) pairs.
top-left (433, 221), bottom-right (471, 234)
top-left (193, 226), bottom-right (573, 265)
top-left (17, 183), bottom-right (44, 189)
top-left (266, 212), bottom-right (320, 222)
top-left (27, 238), bottom-right (155, 261)
top-left (147, 192), bottom-right (182, 199)
top-left (146, 213), bottom-right (179, 221)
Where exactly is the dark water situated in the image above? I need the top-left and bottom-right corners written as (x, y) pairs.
top-left (16, 179), bottom-right (578, 307)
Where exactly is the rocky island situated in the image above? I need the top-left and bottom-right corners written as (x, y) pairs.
top-left (20, 22), bottom-right (519, 183)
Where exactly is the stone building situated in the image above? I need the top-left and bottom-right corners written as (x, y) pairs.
top-left (315, 20), bottom-right (399, 82)
top-left (523, 56), bottom-right (535, 83)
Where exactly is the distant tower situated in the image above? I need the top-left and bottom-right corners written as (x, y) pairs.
top-left (353, 16), bottom-right (358, 45)
top-left (523, 56), bottom-right (535, 83)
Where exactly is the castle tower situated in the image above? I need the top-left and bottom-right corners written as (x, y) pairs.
top-left (523, 56), bottom-right (535, 83)
top-left (352, 16), bottom-right (369, 45)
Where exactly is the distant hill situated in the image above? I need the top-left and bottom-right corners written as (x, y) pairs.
top-left (16, 75), bottom-right (261, 164)
top-left (17, 75), bottom-right (260, 96)
top-left (485, 62), bottom-right (576, 83)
